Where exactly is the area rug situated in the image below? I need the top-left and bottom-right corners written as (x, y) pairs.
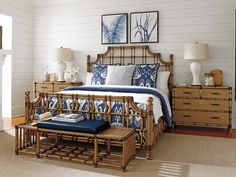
top-left (1, 130), bottom-right (236, 177)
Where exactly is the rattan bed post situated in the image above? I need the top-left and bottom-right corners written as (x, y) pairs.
top-left (87, 55), bottom-right (91, 72)
top-left (25, 91), bottom-right (31, 122)
top-left (146, 97), bottom-right (154, 160)
top-left (168, 54), bottom-right (174, 96)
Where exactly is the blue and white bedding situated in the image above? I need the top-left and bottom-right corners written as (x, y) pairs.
top-left (61, 85), bottom-right (172, 127)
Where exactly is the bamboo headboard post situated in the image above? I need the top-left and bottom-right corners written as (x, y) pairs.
top-left (168, 54), bottom-right (174, 92)
top-left (87, 55), bottom-right (91, 72)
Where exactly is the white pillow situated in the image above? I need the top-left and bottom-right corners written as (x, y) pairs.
top-left (105, 65), bottom-right (136, 85)
top-left (156, 71), bottom-right (170, 95)
top-left (86, 72), bottom-right (93, 85)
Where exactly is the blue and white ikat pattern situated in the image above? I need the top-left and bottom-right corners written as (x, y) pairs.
top-left (35, 97), bottom-right (145, 130)
top-left (132, 64), bottom-right (160, 88)
top-left (91, 64), bottom-right (108, 85)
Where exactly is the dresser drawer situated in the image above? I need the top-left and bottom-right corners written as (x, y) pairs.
top-left (174, 110), bottom-right (229, 125)
top-left (174, 99), bottom-right (230, 111)
top-left (36, 84), bottom-right (53, 92)
top-left (174, 88), bottom-right (200, 98)
top-left (54, 84), bottom-right (70, 92)
top-left (201, 89), bottom-right (230, 99)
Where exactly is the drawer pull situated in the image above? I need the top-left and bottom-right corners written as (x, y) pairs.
top-left (183, 102), bottom-right (191, 105)
top-left (183, 115), bottom-right (191, 118)
top-left (211, 103), bottom-right (220, 106)
top-left (58, 87), bottom-right (65, 89)
top-left (210, 116), bottom-right (220, 120)
top-left (211, 93), bottom-right (220, 95)
top-left (41, 86), bottom-right (48, 89)
top-left (183, 92), bottom-right (191, 94)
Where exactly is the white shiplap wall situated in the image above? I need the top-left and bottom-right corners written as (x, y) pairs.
top-left (33, 0), bottom-right (236, 127)
top-left (0, 0), bottom-right (33, 116)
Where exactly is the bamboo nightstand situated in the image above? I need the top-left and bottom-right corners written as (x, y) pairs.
top-left (34, 81), bottom-right (83, 97)
top-left (172, 85), bottom-right (232, 132)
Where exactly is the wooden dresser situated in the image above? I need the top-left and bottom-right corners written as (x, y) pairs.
top-left (172, 85), bottom-right (232, 131)
top-left (34, 81), bottom-right (83, 97)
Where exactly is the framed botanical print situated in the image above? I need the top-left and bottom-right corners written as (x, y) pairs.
top-left (130, 11), bottom-right (159, 43)
top-left (101, 13), bottom-right (128, 44)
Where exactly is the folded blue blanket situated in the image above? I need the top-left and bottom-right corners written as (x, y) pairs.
top-left (37, 119), bottom-right (110, 134)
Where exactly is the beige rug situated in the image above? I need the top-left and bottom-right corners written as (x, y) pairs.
top-left (1, 130), bottom-right (236, 177)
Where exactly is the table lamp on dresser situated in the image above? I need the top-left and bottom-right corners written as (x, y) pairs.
top-left (53, 47), bottom-right (72, 82)
top-left (184, 42), bottom-right (209, 85)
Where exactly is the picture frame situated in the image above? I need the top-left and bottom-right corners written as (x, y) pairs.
top-left (101, 13), bottom-right (128, 44)
top-left (130, 11), bottom-right (159, 43)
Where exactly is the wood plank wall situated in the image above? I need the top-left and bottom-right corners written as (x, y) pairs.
top-left (0, 0), bottom-right (33, 116)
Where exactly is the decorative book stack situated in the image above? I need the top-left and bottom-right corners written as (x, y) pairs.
top-left (52, 113), bottom-right (84, 123)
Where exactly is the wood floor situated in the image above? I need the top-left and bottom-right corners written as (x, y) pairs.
top-left (168, 125), bottom-right (234, 138)
top-left (8, 116), bottom-right (26, 127)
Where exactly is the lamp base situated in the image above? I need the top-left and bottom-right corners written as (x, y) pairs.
top-left (56, 61), bottom-right (66, 82)
top-left (190, 61), bottom-right (202, 85)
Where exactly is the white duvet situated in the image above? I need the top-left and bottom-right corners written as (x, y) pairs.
top-left (60, 85), bottom-right (171, 124)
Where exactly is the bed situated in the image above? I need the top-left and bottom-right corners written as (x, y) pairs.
top-left (25, 45), bottom-right (174, 159)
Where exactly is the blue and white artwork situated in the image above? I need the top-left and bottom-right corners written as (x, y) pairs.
top-left (101, 13), bottom-right (128, 44)
top-left (130, 11), bottom-right (159, 43)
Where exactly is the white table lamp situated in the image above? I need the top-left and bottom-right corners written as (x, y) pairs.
top-left (53, 47), bottom-right (72, 81)
top-left (184, 42), bottom-right (209, 85)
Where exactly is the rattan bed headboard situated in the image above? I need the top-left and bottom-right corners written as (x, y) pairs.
top-left (87, 45), bottom-right (174, 91)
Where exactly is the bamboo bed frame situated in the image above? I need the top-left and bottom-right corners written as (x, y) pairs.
top-left (25, 45), bottom-right (174, 159)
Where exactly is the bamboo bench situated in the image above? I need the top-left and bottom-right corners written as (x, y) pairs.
top-left (15, 122), bottom-right (136, 171)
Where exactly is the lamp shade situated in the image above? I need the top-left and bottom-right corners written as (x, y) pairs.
top-left (184, 42), bottom-right (209, 60)
top-left (53, 47), bottom-right (72, 61)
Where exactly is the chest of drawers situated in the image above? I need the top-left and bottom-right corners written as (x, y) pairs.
top-left (172, 85), bottom-right (232, 131)
top-left (34, 81), bottom-right (83, 97)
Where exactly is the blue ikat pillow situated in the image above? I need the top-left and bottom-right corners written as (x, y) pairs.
top-left (132, 64), bottom-right (160, 88)
top-left (91, 64), bottom-right (108, 85)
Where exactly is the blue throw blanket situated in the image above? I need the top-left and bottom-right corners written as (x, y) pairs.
top-left (64, 86), bottom-right (172, 127)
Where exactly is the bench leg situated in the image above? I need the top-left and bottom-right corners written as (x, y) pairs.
top-left (36, 131), bottom-right (40, 158)
top-left (146, 145), bottom-right (152, 160)
top-left (15, 126), bottom-right (19, 155)
top-left (106, 139), bottom-right (111, 156)
top-left (94, 137), bottom-right (98, 167)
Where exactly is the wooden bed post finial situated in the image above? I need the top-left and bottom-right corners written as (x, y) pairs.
top-left (169, 54), bottom-right (174, 62)
top-left (87, 55), bottom-right (91, 72)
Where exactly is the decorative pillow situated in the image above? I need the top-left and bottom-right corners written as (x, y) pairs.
top-left (156, 71), bottom-right (170, 95)
top-left (91, 64), bottom-right (108, 85)
top-left (132, 64), bottom-right (160, 88)
top-left (105, 65), bottom-right (136, 85)
top-left (85, 72), bottom-right (93, 85)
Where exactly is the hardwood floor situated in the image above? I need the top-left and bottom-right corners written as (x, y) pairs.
top-left (167, 125), bottom-right (235, 138)
top-left (232, 129), bottom-right (236, 138)
top-left (8, 116), bottom-right (26, 127)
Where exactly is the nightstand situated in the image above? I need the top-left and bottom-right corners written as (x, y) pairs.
top-left (172, 85), bottom-right (232, 131)
top-left (34, 81), bottom-right (83, 97)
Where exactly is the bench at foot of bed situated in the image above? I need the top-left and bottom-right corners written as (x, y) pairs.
top-left (15, 120), bottom-right (136, 171)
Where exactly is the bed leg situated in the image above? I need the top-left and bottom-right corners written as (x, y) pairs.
top-left (146, 145), bottom-right (152, 160)
top-left (172, 121), bottom-right (176, 130)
